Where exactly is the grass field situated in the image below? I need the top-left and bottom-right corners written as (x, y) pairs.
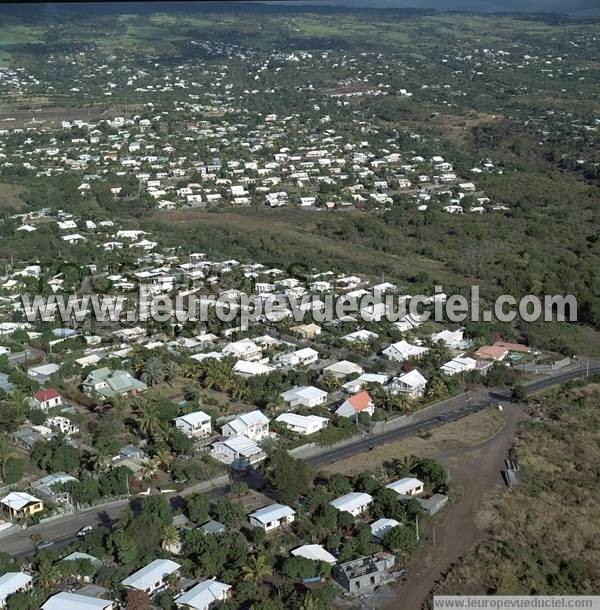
top-left (0, 182), bottom-right (25, 209)
top-left (319, 407), bottom-right (506, 476)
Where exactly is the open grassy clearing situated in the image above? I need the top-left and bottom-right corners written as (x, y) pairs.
top-left (319, 407), bottom-right (507, 477)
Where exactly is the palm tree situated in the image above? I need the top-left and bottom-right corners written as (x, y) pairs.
top-left (37, 560), bottom-right (62, 591)
top-left (241, 554), bottom-right (273, 583)
top-left (135, 403), bottom-right (162, 438)
top-left (141, 357), bottom-right (165, 387)
top-left (161, 524), bottom-right (180, 553)
top-left (85, 449), bottom-right (109, 476)
top-left (153, 448), bottom-right (173, 470)
top-left (426, 377), bottom-right (447, 400)
top-left (0, 434), bottom-right (17, 481)
top-left (164, 361), bottom-right (179, 386)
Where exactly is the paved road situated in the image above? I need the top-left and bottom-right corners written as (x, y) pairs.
top-left (2, 359), bottom-right (598, 558)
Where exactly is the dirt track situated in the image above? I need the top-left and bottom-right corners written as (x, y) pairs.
top-left (380, 404), bottom-right (527, 610)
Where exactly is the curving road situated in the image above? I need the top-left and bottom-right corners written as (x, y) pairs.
top-left (1, 359), bottom-right (598, 559)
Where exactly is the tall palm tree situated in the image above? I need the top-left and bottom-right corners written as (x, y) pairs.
top-left (164, 361), bottom-right (179, 386)
top-left (85, 449), bottom-right (109, 476)
top-left (0, 434), bottom-right (17, 481)
top-left (162, 524), bottom-right (180, 549)
top-left (241, 554), bottom-right (273, 583)
top-left (135, 402), bottom-right (161, 438)
top-left (141, 357), bottom-right (165, 387)
top-left (153, 448), bottom-right (173, 470)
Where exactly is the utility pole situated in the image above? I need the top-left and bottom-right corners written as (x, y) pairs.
top-left (415, 514), bottom-right (420, 541)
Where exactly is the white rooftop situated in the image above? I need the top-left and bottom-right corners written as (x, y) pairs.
top-left (291, 544), bottom-right (337, 565)
top-left (1, 491), bottom-right (41, 511)
top-left (385, 477), bottom-right (424, 495)
top-left (121, 559), bottom-right (181, 591)
top-left (0, 572), bottom-right (32, 602)
top-left (329, 492), bottom-right (373, 513)
top-left (41, 591), bottom-right (113, 610)
top-left (370, 518), bottom-right (401, 540)
top-left (175, 580), bottom-right (231, 609)
top-left (175, 411), bottom-right (211, 426)
top-left (249, 503), bottom-right (295, 524)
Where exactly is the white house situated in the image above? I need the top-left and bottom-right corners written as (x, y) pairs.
top-left (323, 360), bottom-right (364, 379)
top-left (431, 328), bottom-right (464, 349)
top-left (232, 360), bottom-right (275, 378)
top-left (291, 544), bottom-right (337, 565)
top-left (342, 373), bottom-right (388, 394)
top-left (174, 411), bottom-right (212, 439)
top-left (280, 386), bottom-right (328, 409)
top-left (249, 504), bottom-right (295, 531)
top-left (175, 580), bottom-right (232, 610)
top-left (383, 340), bottom-right (428, 363)
top-left (41, 592), bottom-right (114, 610)
top-left (370, 518), bottom-right (402, 542)
top-left (221, 410), bottom-right (269, 441)
top-left (440, 356), bottom-right (478, 376)
top-left (221, 339), bottom-right (262, 361)
top-left (0, 573), bottom-right (33, 609)
top-left (389, 369), bottom-right (428, 399)
top-left (31, 389), bottom-right (62, 411)
top-left (275, 413), bottom-right (329, 436)
top-left (385, 477), bottom-right (424, 496)
top-left (121, 559), bottom-right (181, 595)
top-left (330, 492), bottom-right (374, 517)
top-left (210, 435), bottom-right (265, 466)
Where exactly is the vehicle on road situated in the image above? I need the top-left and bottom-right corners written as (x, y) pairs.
top-left (77, 525), bottom-right (93, 537)
top-left (36, 539), bottom-right (54, 550)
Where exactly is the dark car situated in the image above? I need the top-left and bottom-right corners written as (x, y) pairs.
top-left (36, 539), bottom-right (54, 550)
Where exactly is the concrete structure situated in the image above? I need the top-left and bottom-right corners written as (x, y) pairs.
top-left (332, 553), bottom-right (396, 593)
top-left (0, 573), bottom-right (33, 608)
top-left (385, 477), bottom-right (424, 496)
top-left (280, 386), bottom-right (328, 409)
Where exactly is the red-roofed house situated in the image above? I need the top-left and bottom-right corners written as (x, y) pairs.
top-left (31, 389), bottom-right (62, 411)
top-left (335, 391), bottom-right (375, 418)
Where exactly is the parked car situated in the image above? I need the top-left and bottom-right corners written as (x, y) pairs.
top-left (77, 525), bottom-right (93, 537)
top-left (36, 540), bottom-right (54, 550)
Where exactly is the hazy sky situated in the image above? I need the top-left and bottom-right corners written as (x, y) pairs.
top-left (267, 0), bottom-right (600, 16)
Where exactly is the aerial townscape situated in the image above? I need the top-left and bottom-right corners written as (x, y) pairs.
top-left (0, 2), bottom-right (598, 610)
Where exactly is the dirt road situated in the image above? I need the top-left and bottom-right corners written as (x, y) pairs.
top-left (381, 404), bottom-right (527, 610)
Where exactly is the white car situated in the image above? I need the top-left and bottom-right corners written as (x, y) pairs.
top-left (77, 525), bottom-right (93, 537)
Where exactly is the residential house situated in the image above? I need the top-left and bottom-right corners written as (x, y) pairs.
top-left (280, 386), bottom-right (328, 409)
top-left (82, 367), bottom-right (147, 399)
top-left (431, 328), bottom-right (464, 349)
top-left (210, 436), bottom-right (266, 466)
top-left (174, 411), bottom-right (212, 439)
top-left (440, 356), bottom-right (478, 376)
top-left (330, 492), bottom-right (374, 517)
top-left (121, 559), bottom-right (181, 596)
top-left (274, 413), bottom-right (329, 436)
top-left (323, 360), bottom-right (364, 379)
top-left (370, 518), bottom-right (401, 542)
top-left (291, 544), bottom-right (337, 565)
top-left (41, 591), bottom-right (114, 610)
top-left (388, 370), bottom-right (428, 399)
top-left (221, 410), bottom-right (269, 441)
top-left (0, 492), bottom-right (44, 519)
top-left (383, 340), bottom-right (428, 363)
top-left (232, 360), bottom-right (275, 378)
top-left (290, 323), bottom-right (321, 339)
top-left (31, 389), bottom-right (62, 411)
top-left (249, 504), bottom-right (295, 532)
top-left (175, 580), bottom-right (232, 610)
top-left (385, 477), bottom-right (425, 496)
top-left (0, 573), bottom-right (33, 609)
top-left (335, 391), bottom-right (374, 418)
top-left (221, 339), bottom-right (262, 361)
top-left (342, 373), bottom-right (388, 394)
